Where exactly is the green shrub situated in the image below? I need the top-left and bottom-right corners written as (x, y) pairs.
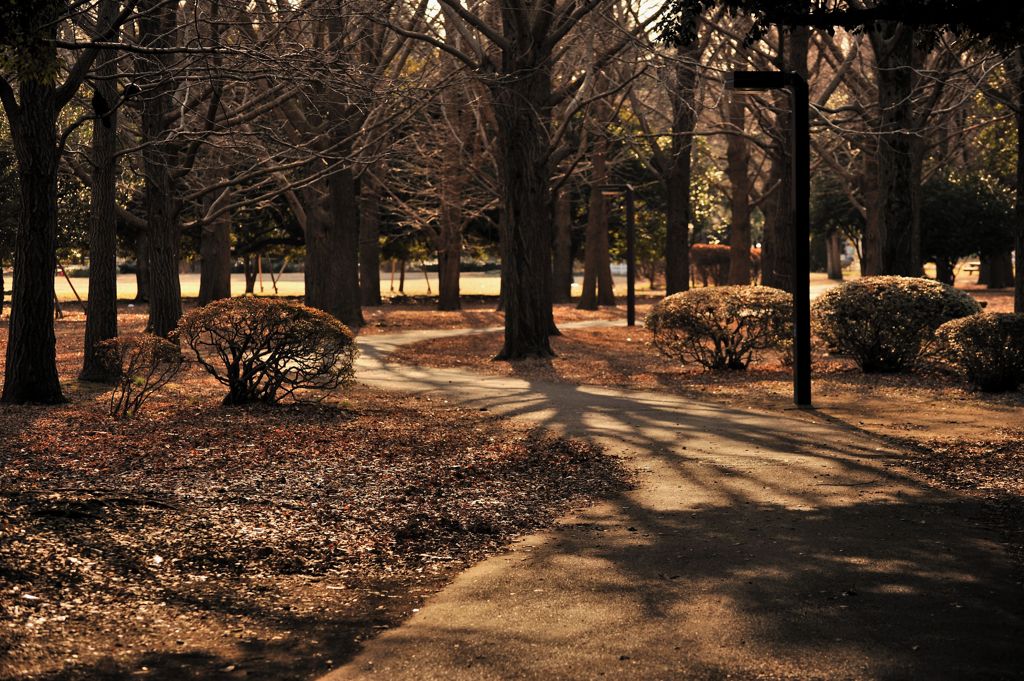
top-left (175, 297), bottom-right (357, 405)
top-left (645, 286), bottom-right (791, 370)
top-left (812, 276), bottom-right (980, 373)
top-left (936, 313), bottom-right (1024, 392)
top-left (98, 335), bottom-right (184, 419)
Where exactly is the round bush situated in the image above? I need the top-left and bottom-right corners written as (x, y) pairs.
top-left (936, 313), bottom-right (1024, 392)
top-left (812, 276), bottom-right (980, 373)
top-left (175, 297), bottom-right (357, 405)
top-left (645, 285), bottom-right (792, 370)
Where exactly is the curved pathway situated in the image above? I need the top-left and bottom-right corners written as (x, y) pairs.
top-left (321, 324), bottom-right (1022, 680)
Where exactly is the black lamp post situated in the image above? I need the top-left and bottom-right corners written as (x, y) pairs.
top-left (599, 184), bottom-right (636, 326)
top-left (726, 70), bottom-right (811, 407)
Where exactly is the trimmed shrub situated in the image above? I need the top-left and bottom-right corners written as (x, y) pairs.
top-left (98, 335), bottom-right (184, 419)
top-left (812, 276), bottom-right (980, 373)
top-left (689, 244), bottom-right (762, 286)
top-left (936, 313), bottom-right (1024, 392)
top-left (645, 285), bottom-right (792, 370)
top-left (175, 297), bottom-right (357, 405)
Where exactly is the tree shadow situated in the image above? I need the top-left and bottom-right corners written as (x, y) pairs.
top-left (348, 339), bottom-right (1024, 678)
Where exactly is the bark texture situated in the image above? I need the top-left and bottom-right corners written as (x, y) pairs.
top-left (489, 61), bottom-right (556, 359)
top-left (139, 0), bottom-right (182, 337)
top-left (2, 76), bottom-right (64, 403)
top-left (726, 96), bottom-right (752, 285)
top-left (197, 212), bottom-right (232, 305)
top-left (864, 22), bottom-right (917, 276)
top-left (80, 0), bottom-right (121, 382)
top-left (552, 188), bottom-right (574, 303)
top-left (665, 45), bottom-right (698, 294)
top-left (761, 27), bottom-right (808, 292)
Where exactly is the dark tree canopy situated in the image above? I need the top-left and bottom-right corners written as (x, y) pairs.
top-left (660, 1), bottom-right (1024, 47)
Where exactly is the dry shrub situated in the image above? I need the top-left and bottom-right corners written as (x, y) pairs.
top-left (812, 276), bottom-right (980, 373)
top-left (645, 285), bottom-right (791, 370)
top-left (97, 335), bottom-right (184, 419)
top-left (175, 297), bottom-right (357, 405)
top-left (936, 313), bottom-right (1024, 392)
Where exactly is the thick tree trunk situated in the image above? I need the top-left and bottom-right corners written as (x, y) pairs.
top-left (2, 77), bottom-right (65, 403)
top-left (197, 211), bottom-right (232, 305)
top-left (552, 188), bottom-right (573, 303)
top-left (359, 179), bottom-right (382, 306)
top-left (980, 250), bottom-right (1014, 289)
top-left (579, 135), bottom-right (616, 309)
top-left (826, 231), bottom-right (844, 281)
top-left (139, 0), bottom-right (181, 338)
top-left (761, 28), bottom-right (809, 292)
top-left (80, 2), bottom-right (121, 382)
top-left (726, 96), bottom-right (752, 285)
top-left (665, 47), bottom-right (698, 294)
top-left (305, 166), bottom-right (363, 328)
top-left (489, 66), bottom-right (556, 359)
top-left (866, 23), bottom-right (917, 276)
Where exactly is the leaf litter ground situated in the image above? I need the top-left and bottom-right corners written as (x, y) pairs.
top-left (0, 306), bottom-right (630, 680)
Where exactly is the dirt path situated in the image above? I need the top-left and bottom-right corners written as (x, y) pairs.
top-left (323, 326), bottom-right (1023, 680)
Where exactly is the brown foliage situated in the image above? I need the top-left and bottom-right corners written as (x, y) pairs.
top-left (175, 297), bottom-right (357, 405)
top-left (646, 286), bottom-right (792, 370)
top-left (936, 313), bottom-right (1024, 392)
top-left (813, 276), bottom-right (981, 373)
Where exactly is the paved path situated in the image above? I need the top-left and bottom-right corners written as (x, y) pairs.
top-left (323, 325), bottom-right (1023, 680)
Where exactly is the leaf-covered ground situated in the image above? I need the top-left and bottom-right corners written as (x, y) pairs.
top-left (0, 309), bottom-right (630, 680)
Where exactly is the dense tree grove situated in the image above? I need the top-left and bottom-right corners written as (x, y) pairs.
top-left (1, 0), bottom-right (1022, 401)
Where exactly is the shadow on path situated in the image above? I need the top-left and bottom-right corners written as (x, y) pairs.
top-left (318, 331), bottom-right (1024, 680)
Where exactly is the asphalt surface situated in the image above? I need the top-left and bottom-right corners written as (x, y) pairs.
top-left (320, 324), bottom-right (1023, 680)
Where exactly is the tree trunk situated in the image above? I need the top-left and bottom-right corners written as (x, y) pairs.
top-left (579, 134), bottom-right (616, 309)
top-left (1015, 49), bottom-right (1024, 313)
top-left (826, 231), bottom-right (844, 281)
top-left (139, 0), bottom-right (181, 338)
top-left (552, 188), bottom-right (573, 303)
top-left (243, 254), bottom-right (257, 293)
top-left (726, 96), bottom-right (752, 285)
top-left (935, 257), bottom-right (955, 286)
top-left (197, 211), bottom-right (232, 305)
top-left (866, 22), bottom-right (917, 276)
top-left (761, 27), bottom-right (808, 292)
top-left (2, 76), bottom-right (64, 403)
top-left (305, 165), bottom-right (363, 328)
top-left (665, 46), bottom-right (698, 294)
top-left (80, 0), bottom-right (121, 382)
top-left (980, 250), bottom-right (1014, 289)
top-left (437, 164), bottom-right (464, 311)
top-left (489, 65), bottom-right (556, 359)
top-left (437, 237), bottom-right (461, 311)
top-left (134, 228), bottom-right (150, 302)
top-left (359, 178), bottom-right (382, 306)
